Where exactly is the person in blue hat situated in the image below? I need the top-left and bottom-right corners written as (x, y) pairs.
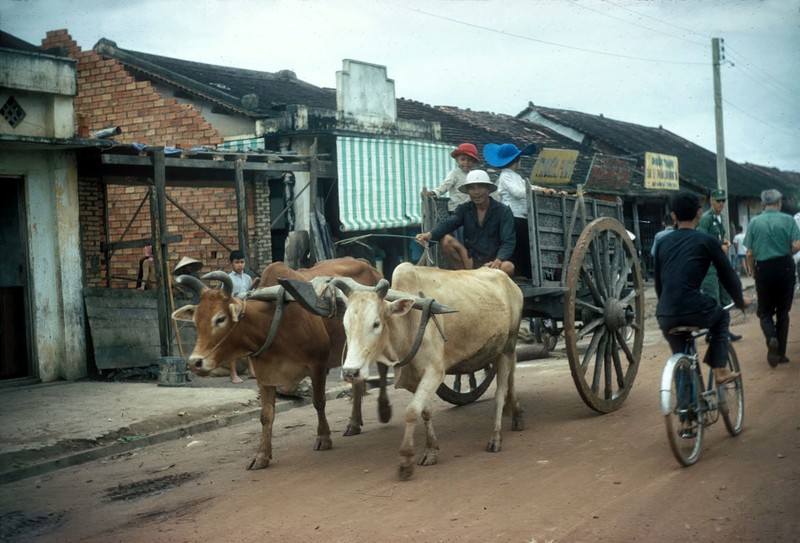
top-left (483, 143), bottom-right (554, 279)
top-left (697, 189), bottom-right (741, 341)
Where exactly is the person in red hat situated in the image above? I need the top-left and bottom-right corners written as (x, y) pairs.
top-left (421, 142), bottom-right (480, 213)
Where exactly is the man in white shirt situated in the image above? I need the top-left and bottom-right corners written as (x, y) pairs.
top-left (732, 225), bottom-right (747, 276)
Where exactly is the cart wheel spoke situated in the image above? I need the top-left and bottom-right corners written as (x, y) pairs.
top-left (564, 217), bottom-right (645, 413)
top-left (581, 328), bottom-right (604, 373)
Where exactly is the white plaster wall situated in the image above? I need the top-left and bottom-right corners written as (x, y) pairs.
top-left (336, 59), bottom-right (396, 122)
top-left (0, 149), bottom-right (87, 381)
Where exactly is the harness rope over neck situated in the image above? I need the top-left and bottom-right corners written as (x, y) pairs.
top-left (339, 294), bottom-right (448, 370)
top-left (395, 295), bottom-right (447, 368)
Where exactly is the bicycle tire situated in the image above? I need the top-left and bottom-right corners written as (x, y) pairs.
top-left (719, 345), bottom-right (744, 436)
top-left (662, 356), bottom-right (704, 466)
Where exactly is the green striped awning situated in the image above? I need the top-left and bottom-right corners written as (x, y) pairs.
top-left (218, 136), bottom-right (264, 151)
top-left (337, 136), bottom-right (453, 232)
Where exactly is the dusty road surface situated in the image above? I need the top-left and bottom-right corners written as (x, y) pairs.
top-left (1, 299), bottom-right (798, 543)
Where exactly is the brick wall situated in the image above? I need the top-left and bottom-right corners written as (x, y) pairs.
top-left (42, 30), bottom-right (264, 286)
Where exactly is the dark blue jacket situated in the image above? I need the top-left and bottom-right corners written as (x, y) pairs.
top-left (430, 198), bottom-right (516, 262)
top-left (655, 227), bottom-right (744, 316)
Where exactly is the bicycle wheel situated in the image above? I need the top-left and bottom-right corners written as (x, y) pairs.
top-left (719, 345), bottom-right (744, 436)
top-left (662, 356), bottom-right (704, 466)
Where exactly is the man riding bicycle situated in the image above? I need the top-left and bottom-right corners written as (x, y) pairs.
top-left (654, 191), bottom-right (749, 385)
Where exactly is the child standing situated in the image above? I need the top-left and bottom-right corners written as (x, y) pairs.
top-left (421, 143), bottom-right (480, 213)
top-left (228, 250), bottom-right (256, 383)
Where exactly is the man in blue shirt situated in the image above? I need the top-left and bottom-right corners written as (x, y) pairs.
top-left (654, 191), bottom-right (748, 385)
top-left (415, 170), bottom-right (516, 277)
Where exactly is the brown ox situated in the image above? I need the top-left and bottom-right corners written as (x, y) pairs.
top-left (172, 257), bottom-right (389, 470)
top-left (330, 262), bottom-right (524, 479)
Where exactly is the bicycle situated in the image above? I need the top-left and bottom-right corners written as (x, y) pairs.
top-left (659, 304), bottom-right (745, 466)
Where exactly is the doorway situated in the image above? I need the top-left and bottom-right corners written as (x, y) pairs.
top-left (0, 176), bottom-right (31, 379)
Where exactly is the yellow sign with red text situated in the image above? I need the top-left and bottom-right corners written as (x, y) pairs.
top-left (644, 152), bottom-right (680, 190)
top-left (530, 148), bottom-right (579, 185)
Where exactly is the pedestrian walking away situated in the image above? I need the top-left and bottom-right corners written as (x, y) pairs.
top-left (415, 169), bottom-right (516, 277)
top-left (651, 213), bottom-right (675, 259)
top-left (744, 189), bottom-right (800, 367)
top-left (732, 225), bottom-right (747, 277)
top-left (654, 191), bottom-right (748, 386)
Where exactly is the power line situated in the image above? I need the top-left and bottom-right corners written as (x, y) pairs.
top-left (724, 45), bottom-right (796, 97)
top-left (723, 99), bottom-right (798, 138)
top-left (397, 5), bottom-right (708, 66)
top-left (588, 0), bottom-right (707, 47)
top-left (600, 0), bottom-right (798, 105)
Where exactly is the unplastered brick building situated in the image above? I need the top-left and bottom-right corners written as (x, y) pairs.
top-left (42, 30), bottom-right (252, 287)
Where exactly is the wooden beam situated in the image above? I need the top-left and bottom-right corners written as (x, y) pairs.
top-left (100, 234), bottom-right (182, 252)
top-left (234, 156), bottom-right (251, 271)
top-left (100, 154), bottom-right (310, 172)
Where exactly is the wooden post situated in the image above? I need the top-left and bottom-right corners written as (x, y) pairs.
top-left (234, 156), bottom-right (251, 272)
top-left (148, 147), bottom-right (172, 357)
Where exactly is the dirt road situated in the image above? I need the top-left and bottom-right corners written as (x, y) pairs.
top-left (1, 300), bottom-right (798, 543)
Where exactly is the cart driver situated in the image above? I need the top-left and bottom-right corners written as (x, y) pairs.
top-left (415, 170), bottom-right (516, 277)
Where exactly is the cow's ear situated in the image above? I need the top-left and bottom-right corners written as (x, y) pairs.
top-left (229, 300), bottom-right (245, 323)
top-left (172, 305), bottom-right (196, 322)
top-left (388, 298), bottom-right (414, 316)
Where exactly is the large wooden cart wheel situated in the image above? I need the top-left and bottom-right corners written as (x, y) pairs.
top-left (436, 365), bottom-right (496, 406)
top-left (564, 217), bottom-right (645, 413)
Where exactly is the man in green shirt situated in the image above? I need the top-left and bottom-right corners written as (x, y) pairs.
top-left (697, 189), bottom-right (740, 340)
top-left (744, 189), bottom-right (800, 367)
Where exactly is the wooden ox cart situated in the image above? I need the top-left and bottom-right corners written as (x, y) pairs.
top-left (424, 185), bottom-right (645, 414)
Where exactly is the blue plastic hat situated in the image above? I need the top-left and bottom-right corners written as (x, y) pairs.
top-left (483, 143), bottom-right (538, 168)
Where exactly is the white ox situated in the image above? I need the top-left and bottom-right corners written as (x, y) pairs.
top-left (335, 262), bottom-right (524, 480)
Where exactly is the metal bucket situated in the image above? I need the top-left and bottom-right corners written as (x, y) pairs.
top-left (157, 356), bottom-right (187, 387)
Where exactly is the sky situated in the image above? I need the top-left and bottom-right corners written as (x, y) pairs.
top-left (2, 0), bottom-right (799, 173)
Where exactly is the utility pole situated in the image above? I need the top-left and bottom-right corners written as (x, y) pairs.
top-left (712, 37), bottom-right (730, 240)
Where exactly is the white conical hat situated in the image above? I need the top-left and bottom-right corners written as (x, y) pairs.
top-left (173, 256), bottom-right (203, 275)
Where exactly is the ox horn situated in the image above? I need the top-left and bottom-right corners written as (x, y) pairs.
top-left (202, 271), bottom-right (233, 297)
top-left (375, 279), bottom-right (390, 299)
top-left (327, 276), bottom-right (456, 314)
top-left (176, 274), bottom-right (208, 295)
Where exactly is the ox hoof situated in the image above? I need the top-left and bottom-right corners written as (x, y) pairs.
top-left (398, 463), bottom-right (415, 481)
top-left (314, 436), bottom-right (333, 451)
top-left (343, 424), bottom-right (362, 437)
top-left (512, 417), bottom-right (525, 431)
top-left (417, 447), bottom-right (439, 466)
top-left (378, 401), bottom-right (392, 424)
top-left (486, 439), bottom-right (502, 453)
top-left (247, 454), bottom-right (271, 470)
